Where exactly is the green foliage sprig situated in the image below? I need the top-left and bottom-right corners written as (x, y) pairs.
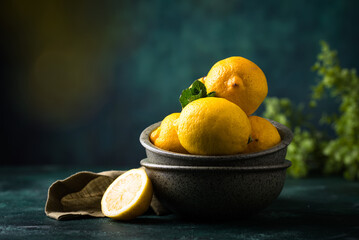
top-left (262, 98), bottom-right (321, 178)
top-left (311, 41), bottom-right (359, 180)
top-left (263, 41), bottom-right (359, 180)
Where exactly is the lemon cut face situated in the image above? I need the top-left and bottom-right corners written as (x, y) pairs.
top-left (101, 168), bottom-right (153, 221)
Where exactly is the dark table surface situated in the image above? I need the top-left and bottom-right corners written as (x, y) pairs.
top-left (0, 166), bottom-right (358, 240)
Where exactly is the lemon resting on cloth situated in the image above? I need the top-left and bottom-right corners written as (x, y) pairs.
top-left (101, 168), bottom-right (153, 221)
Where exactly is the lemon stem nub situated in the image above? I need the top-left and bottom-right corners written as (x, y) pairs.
top-left (248, 136), bottom-right (253, 144)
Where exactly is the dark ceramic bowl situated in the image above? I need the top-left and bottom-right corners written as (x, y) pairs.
top-left (140, 158), bottom-right (291, 218)
top-left (140, 120), bottom-right (293, 166)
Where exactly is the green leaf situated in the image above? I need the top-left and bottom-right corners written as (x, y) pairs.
top-left (207, 91), bottom-right (216, 97)
top-left (179, 80), bottom-right (215, 108)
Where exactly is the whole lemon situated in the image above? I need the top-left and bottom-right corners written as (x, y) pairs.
top-left (150, 113), bottom-right (188, 154)
top-left (205, 56), bottom-right (268, 115)
top-left (176, 97), bottom-right (251, 155)
top-left (244, 116), bottom-right (281, 153)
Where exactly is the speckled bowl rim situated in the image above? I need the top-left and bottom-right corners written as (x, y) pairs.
top-left (141, 159), bottom-right (292, 172)
top-left (140, 119), bottom-right (293, 160)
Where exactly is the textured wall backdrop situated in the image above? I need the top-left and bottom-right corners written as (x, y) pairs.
top-left (1, 0), bottom-right (359, 166)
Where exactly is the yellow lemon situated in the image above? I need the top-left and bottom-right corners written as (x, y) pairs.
top-left (205, 56), bottom-right (268, 115)
top-left (150, 113), bottom-right (188, 154)
top-left (176, 97), bottom-right (251, 155)
top-left (244, 116), bottom-right (281, 153)
top-left (101, 168), bottom-right (153, 221)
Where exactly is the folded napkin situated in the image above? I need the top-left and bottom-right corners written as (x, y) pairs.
top-left (45, 170), bottom-right (170, 220)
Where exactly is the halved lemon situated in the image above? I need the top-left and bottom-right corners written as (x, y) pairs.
top-left (101, 168), bottom-right (153, 220)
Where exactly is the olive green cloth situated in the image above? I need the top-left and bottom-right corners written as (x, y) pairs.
top-left (45, 170), bottom-right (170, 220)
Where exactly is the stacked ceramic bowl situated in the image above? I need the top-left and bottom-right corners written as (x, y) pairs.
top-left (140, 120), bottom-right (293, 219)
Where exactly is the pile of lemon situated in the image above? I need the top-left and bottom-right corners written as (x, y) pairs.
top-left (151, 56), bottom-right (281, 155)
top-left (100, 56), bottom-right (282, 221)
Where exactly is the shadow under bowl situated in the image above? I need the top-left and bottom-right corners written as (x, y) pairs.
top-left (141, 158), bottom-right (292, 219)
top-left (140, 120), bottom-right (293, 167)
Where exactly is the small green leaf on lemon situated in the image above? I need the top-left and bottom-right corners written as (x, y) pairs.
top-left (207, 91), bottom-right (216, 97)
top-left (179, 80), bottom-right (216, 108)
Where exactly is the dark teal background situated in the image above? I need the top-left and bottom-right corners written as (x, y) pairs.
top-left (1, 0), bottom-right (359, 166)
